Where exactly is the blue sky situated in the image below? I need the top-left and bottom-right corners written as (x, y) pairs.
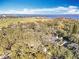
top-left (0, 0), bottom-right (79, 14)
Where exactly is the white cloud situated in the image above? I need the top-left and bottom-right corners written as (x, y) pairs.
top-left (0, 6), bottom-right (79, 14)
top-left (69, 6), bottom-right (78, 9)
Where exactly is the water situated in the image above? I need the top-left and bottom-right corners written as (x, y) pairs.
top-left (15, 14), bottom-right (79, 19)
top-left (1, 14), bottom-right (79, 19)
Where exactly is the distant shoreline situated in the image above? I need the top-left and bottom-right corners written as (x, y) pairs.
top-left (0, 14), bottom-right (79, 19)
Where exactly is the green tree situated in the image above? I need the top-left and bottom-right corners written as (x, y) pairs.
top-left (72, 23), bottom-right (78, 34)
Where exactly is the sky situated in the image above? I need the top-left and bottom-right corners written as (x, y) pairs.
top-left (0, 0), bottom-right (79, 14)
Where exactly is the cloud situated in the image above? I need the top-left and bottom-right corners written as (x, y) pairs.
top-left (0, 6), bottom-right (79, 14)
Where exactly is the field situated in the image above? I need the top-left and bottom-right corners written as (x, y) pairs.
top-left (0, 17), bottom-right (79, 59)
top-left (0, 18), bottom-right (46, 28)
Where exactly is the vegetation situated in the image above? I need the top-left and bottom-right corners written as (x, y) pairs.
top-left (0, 17), bottom-right (79, 59)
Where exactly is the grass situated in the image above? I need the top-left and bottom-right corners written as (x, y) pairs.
top-left (0, 18), bottom-right (48, 28)
top-left (0, 17), bottom-right (79, 59)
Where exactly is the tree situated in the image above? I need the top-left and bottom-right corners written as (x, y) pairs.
top-left (72, 23), bottom-right (78, 34)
